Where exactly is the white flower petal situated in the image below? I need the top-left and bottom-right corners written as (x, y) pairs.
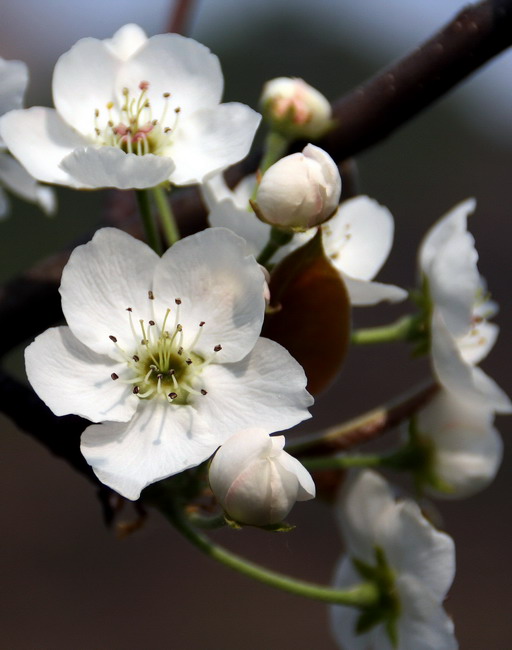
top-left (60, 146), bottom-right (175, 189)
top-left (117, 33), bottom-right (223, 117)
top-left (396, 575), bottom-right (458, 650)
top-left (341, 273), bottom-right (407, 306)
top-left (0, 107), bottom-right (89, 186)
top-left (25, 326), bottom-right (136, 423)
top-left (60, 228), bottom-right (159, 356)
top-left (0, 58), bottom-right (28, 116)
top-left (209, 429), bottom-right (276, 502)
top-left (380, 501), bottom-right (455, 601)
top-left (431, 311), bottom-right (512, 413)
top-left (81, 399), bottom-right (216, 500)
top-left (208, 200), bottom-right (270, 258)
top-left (197, 338), bottom-right (312, 436)
top-left (277, 450), bottom-right (316, 500)
top-left (419, 198), bottom-right (476, 273)
top-left (330, 556), bottom-right (389, 650)
top-left (457, 320), bottom-right (498, 365)
top-left (418, 391), bottom-right (502, 498)
top-left (0, 153), bottom-right (56, 213)
top-left (154, 228), bottom-right (266, 363)
top-left (53, 37), bottom-right (120, 137)
top-left (202, 173), bottom-right (235, 210)
top-left (166, 103), bottom-right (261, 185)
top-left (337, 470), bottom-right (396, 561)
top-left (428, 227), bottom-right (479, 338)
top-left (323, 196), bottom-right (395, 281)
top-left (104, 24), bottom-right (148, 61)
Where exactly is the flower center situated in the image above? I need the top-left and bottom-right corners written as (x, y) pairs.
top-left (110, 293), bottom-right (221, 405)
top-left (93, 81), bottom-right (181, 156)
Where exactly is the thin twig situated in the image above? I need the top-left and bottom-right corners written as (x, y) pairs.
top-left (166, 0), bottom-right (199, 35)
top-left (288, 382), bottom-right (438, 456)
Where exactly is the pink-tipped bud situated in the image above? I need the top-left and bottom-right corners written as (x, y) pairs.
top-left (260, 77), bottom-right (332, 139)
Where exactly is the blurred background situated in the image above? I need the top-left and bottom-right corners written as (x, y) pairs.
top-left (1, 1), bottom-right (511, 648)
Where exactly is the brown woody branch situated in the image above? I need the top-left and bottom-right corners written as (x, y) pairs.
top-left (289, 383), bottom-right (438, 457)
top-left (322, 0), bottom-right (512, 158)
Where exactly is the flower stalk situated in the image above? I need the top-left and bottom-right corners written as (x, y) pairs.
top-left (351, 314), bottom-right (419, 345)
top-left (256, 226), bottom-right (294, 266)
top-left (135, 189), bottom-right (162, 255)
top-left (152, 185), bottom-right (180, 248)
top-left (162, 497), bottom-right (380, 607)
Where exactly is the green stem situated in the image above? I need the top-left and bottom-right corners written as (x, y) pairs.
top-left (259, 131), bottom-right (291, 174)
top-left (257, 227), bottom-right (294, 266)
top-left (162, 500), bottom-right (379, 607)
top-left (351, 315), bottom-right (417, 345)
top-left (301, 454), bottom-right (384, 471)
top-left (249, 130), bottom-right (291, 205)
top-left (152, 185), bottom-right (180, 248)
top-left (186, 512), bottom-right (227, 530)
top-left (135, 189), bottom-right (162, 255)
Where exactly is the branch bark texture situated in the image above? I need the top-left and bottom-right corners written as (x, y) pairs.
top-left (323, 0), bottom-right (512, 158)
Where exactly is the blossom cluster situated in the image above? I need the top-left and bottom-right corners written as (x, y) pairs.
top-left (2, 22), bottom-right (509, 650)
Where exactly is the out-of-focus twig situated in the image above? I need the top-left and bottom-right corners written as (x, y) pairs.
top-left (288, 382), bottom-right (438, 456)
top-left (166, 0), bottom-right (199, 35)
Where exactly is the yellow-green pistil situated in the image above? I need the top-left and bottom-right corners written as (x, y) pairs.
top-left (110, 293), bottom-right (221, 405)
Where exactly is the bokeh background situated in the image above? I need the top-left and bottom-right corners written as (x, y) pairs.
top-left (1, 1), bottom-right (511, 648)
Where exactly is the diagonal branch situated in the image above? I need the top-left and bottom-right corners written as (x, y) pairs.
top-left (322, 0), bottom-right (512, 159)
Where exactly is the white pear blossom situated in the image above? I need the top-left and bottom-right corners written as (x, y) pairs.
top-left (0, 24), bottom-right (260, 190)
top-left (0, 58), bottom-right (55, 218)
top-left (25, 227), bottom-right (312, 500)
top-left (260, 77), bottom-right (332, 139)
top-left (253, 144), bottom-right (341, 231)
top-left (330, 470), bottom-right (457, 650)
top-left (209, 428), bottom-right (315, 526)
top-left (419, 199), bottom-right (511, 413)
top-left (204, 174), bottom-right (406, 305)
top-left (412, 388), bottom-right (502, 498)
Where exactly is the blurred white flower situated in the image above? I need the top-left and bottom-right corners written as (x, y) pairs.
top-left (419, 199), bottom-right (511, 413)
top-left (412, 388), bottom-right (502, 499)
top-left (330, 470), bottom-right (457, 650)
top-left (209, 428), bottom-right (315, 526)
top-left (25, 227), bottom-right (312, 500)
top-left (253, 144), bottom-right (341, 231)
top-left (204, 173), bottom-right (406, 305)
top-left (0, 58), bottom-right (55, 218)
top-left (260, 77), bottom-right (332, 139)
top-left (0, 24), bottom-right (260, 190)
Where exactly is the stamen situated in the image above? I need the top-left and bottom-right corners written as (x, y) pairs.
top-left (201, 389), bottom-right (208, 395)
top-left (111, 373), bottom-right (119, 380)
top-left (214, 345), bottom-right (222, 352)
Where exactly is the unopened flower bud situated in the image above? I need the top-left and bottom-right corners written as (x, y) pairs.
top-left (209, 429), bottom-right (315, 526)
top-left (253, 144), bottom-right (341, 231)
top-left (260, 77), bottom-right (332, 139)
